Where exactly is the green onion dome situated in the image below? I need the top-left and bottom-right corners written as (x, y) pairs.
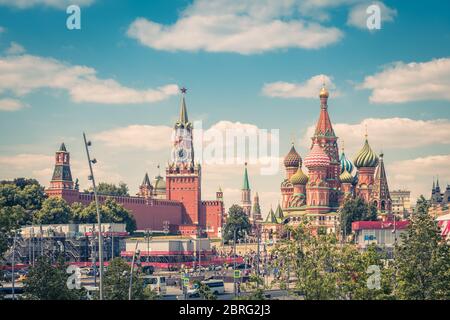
top-left (340, 151), bottom-right (354, 174)
top-left (339, 169), bottom-right (353, 184)
top-left (284, 144), bottom-right (301, 168)
top-left (290, 166), bottom-right (309, 185)
top-left (353, 139), bottom-right (379, 168)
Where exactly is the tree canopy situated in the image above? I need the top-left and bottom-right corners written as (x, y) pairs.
top-left (96, 182), bottom-right (129, 197)
top-left (223, 204), bottom-right (252, 243)
top-left (339, 197), bottom-right (378, 236)
top-left (23, 256), bottom-right (85, 300)
top-left (394, 195), bottom-right (450, 299)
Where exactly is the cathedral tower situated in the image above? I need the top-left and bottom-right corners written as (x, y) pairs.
top-left (353, 133), bottom-right (379, 203)
top-left (311, 84), bottom-right (340, 208)
top-left (372, 153), bottom-right (392, 219)
top-left (304, 142), bottom-right (331, 213)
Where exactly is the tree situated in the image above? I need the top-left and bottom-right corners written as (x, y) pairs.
top-left (23, 256), bottom-right (84, 300)
top-left (77, 198), bottom-right (136, 233)
top-left (193, 280), bottom-right (217, 300)
top-left (223, 204), bottom-right (251, 243)
top-left (96, 182), bottom-right (129, 197)
top-left (272, 221), bottom-right (394, 300)
top-left (102, 258), bottom-right (147, 300)
top-left (0, 179), bottom-right (46, 211)
top-left (340, 197), bottom-right (378, 237)
top-left (0, 205), bottom-right (27, 257)
top-left (395, 195), bottom-right (450, 300)
top-left (34, 197), bottom-right (72, 224)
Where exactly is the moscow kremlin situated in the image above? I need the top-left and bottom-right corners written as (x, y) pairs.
top-left (45, 84), bottom-right (394, 238)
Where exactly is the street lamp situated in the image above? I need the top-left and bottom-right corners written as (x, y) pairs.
top-left (129, 241), bottom-right (140, 300)
top-left (83, 132), bottom-right (104, 300)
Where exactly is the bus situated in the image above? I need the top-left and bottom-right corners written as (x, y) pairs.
top-left (187, 279), bottom-right (225, 297)
top-left (142, 275), bottom-right (167, 295)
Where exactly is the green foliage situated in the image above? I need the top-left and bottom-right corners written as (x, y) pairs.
top-left (77, 198), bottom-right (136, 233)
top-left (223, 204), bottom-right (252, 243)
top-left (272, 222), bottom-right (394, 300)
top-left (23, 256), bottom-right (84, 300)
top-left (395, 195), bottom-right (450, 300)
top-left (340, 197), bottom-right (378, 236)
top-left (0, 205), bottom-right (28, 256)
top-left (96, 182), bottom-right (129, 197)
top-left (193, 280), bottom-right (217, 300)
top-left (34, 197), bottom-right (72, 224)
top-left (102, 258), bottom-right (146, 300)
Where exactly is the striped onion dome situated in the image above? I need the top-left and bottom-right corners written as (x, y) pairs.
top-left (284, 144), bottom-right (301, 168)
top-left (353, 139), bottom-right (379, 168)
top-left (304, 143), bottom-right (330, 168)
top-left (339, 169), bottom-right (353, 184)
top-left (290, 166), bottom-right (309, 185)
top-left (340, 151), bottom-right (354, 174)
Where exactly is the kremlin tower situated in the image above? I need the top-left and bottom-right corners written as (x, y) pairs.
top-left (241, 162), bottom-right (252, 216)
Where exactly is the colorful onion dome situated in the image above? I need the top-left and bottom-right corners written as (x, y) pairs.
top-left (352, 171), bottom-right (359, 186)
top-left (340, 151), bottom-right (354, 174)
top-left (290, 166), bottom-right (309, 185)
top-left (339, 169), bottom-right (353, 184)
top-left (304, 143), bottom-right (330, 168)
top-left (284, 144), bottom-right (301, 168)
top-left (353, 139), bottom-right (379, 168)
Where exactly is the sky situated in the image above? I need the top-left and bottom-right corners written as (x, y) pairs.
top-left (0, 0), bottom-right (449, 217)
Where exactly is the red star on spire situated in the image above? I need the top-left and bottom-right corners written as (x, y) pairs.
top-left (180, 87), bottom-right (187, 94)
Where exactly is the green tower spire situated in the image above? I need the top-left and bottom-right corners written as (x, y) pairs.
top-left (242, 162), bottom-right (250, 190)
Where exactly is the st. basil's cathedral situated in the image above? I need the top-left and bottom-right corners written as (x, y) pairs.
top-left (258, 85), bottom-right (392, 235)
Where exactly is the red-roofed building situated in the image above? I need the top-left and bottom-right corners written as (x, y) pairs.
top-left (352, 220), bottom-right (409, 251)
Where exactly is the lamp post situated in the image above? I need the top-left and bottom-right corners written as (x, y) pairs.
top-left (256, 225), bottom-right (261, 289)
top-left (145, 229), bottom-right (152, 263)
top-left (129, 241), bottom-right (140, 300)
top-left (83, 132), bottom-right (104, 300)
top-left (11, 231), bottom-right (17, 300)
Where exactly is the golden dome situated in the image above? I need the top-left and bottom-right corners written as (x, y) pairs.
top-left (290, 166), bottom-right (309, 185)
top-left (319, 85), bottom-right (329, 98)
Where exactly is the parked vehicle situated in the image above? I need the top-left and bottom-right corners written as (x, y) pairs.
top-left (187, 279), bottom-right (225, 297)
top-left (142, 275), bottom-right (167, 295)
top-left (84, 285), bottom-right (99, 300)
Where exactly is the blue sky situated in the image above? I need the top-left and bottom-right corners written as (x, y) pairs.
top-left (0, 0), bottom-right (449, 214)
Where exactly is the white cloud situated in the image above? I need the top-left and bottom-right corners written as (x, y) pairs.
top-left (0, 153), bottom-right (53, 170)
top-left (0, 54), bottom-right (178, 105)
top-left (347, 1), bottom-right (397, 29)
top-left (360, 57), bottom-right (450, 103)
top-left (127, 0), bottom-right (344, 54)
top-left (5, 42), bottom-right (25, 55)
top-left (388, 155), bottom-right (450, 202)
top-left (93, 125), bottom-right (173, 151)
top-left (0, 98), bottom-right (27, 111)
top-left (262, 74), bottom-right (338, 98)
top-left (302, 117), bottom-right (450, 157)
top-left (0, 0), bottom-right (95, 9)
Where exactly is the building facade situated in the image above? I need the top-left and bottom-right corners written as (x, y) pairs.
top-left (279, 85), bottom-right (393, 235)
top-left (391, 190), bottom-right (412, 218)
top-left (46, 89), bottom-right (224, 238)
